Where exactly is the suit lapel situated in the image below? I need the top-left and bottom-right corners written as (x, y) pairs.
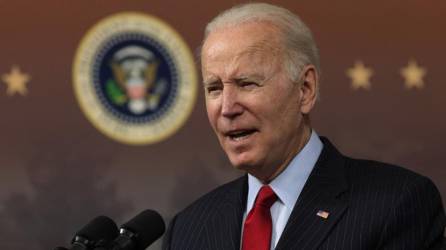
top-left (204, 176), bottom-right (248, 250)
top-left (276, 138), bottom-right (350, 250)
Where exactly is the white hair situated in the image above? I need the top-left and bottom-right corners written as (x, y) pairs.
top-left (204, 2), bottom-right (320, 85)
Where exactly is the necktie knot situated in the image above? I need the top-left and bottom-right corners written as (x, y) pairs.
top-left (255, 185), bottom-right (277, 209)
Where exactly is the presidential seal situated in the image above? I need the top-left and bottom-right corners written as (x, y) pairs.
top-left (73, 12), bottom-right (197, 145)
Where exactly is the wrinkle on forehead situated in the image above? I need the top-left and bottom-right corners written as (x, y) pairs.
top-left (241, 38), bottom-right (281, 57)
top-left (228, 41), bottom-right (281, 78)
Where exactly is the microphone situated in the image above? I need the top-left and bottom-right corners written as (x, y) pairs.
top-left (54, 215), bottom-right (119, 250)
top-left (105, 209), bottom-right (166, 250)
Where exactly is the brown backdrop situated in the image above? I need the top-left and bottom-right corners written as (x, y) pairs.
top-left (0, 0), bottom-right (444, 249)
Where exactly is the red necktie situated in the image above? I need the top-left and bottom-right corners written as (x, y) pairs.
top-left (242, 185), bottom-right (278, 250)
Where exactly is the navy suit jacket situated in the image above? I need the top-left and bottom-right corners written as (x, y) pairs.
top-left (163, 138), bottom-right (446, 249)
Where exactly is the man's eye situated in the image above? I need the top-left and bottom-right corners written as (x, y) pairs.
top-left (206, 86), bottom-right (222, 94)
top-left (240, 81), bottom-right (258, 89)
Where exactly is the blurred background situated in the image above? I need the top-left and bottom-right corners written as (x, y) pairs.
top-left (0, 0), bottom-right (444, 249)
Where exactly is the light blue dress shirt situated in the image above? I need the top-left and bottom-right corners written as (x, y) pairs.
top-left (242, 131), bottom-right (323, 249)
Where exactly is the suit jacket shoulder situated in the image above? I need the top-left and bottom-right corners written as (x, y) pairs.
top-left (278, 138), bottom-right (445, 250)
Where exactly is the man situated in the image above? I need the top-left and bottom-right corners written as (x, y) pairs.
top-left (163, 3), bottom-right (446, 250)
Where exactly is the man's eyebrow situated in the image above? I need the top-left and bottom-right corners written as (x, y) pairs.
top-left (233, 74), bottom-right (265, 82)
top-left (203, 77), bottom-right (220, 86)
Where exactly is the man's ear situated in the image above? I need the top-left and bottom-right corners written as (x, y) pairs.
top-left (299, 64), bottom-right (318, 114)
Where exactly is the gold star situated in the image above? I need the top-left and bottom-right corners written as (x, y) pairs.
top-left (346, 61), bottom-right (373, 90)
top-left (400, 59), bottom-right (426, 89)
top-left (2, 65), bottom-right (31, 96)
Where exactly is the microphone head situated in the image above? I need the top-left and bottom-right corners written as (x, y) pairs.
top-left (73, 215), bottom-right (119, 248)
top-left (121, 209), bottom-right (166, 250)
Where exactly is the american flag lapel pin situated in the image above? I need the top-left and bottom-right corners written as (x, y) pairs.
top-left (317, 210), bottom-right (330, 219)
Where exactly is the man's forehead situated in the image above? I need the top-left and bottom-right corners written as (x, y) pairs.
top-left (200, 22), bottom-right (284, 82)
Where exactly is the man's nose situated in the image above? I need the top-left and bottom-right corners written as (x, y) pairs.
top-left (221, 86), bottom-right (243, 119)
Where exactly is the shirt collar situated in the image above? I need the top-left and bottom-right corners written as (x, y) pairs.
top-left (247, 131), bottom-right (323, 212)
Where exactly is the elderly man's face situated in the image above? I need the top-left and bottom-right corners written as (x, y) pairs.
top-left (202, 22), bottom-right (314, 180)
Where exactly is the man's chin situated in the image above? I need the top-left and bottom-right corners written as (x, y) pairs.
top-left (228, 156), bottom-right (257, 172)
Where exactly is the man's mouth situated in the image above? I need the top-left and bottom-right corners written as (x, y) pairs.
top-left (225, 129), bottom-right (257, 141)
